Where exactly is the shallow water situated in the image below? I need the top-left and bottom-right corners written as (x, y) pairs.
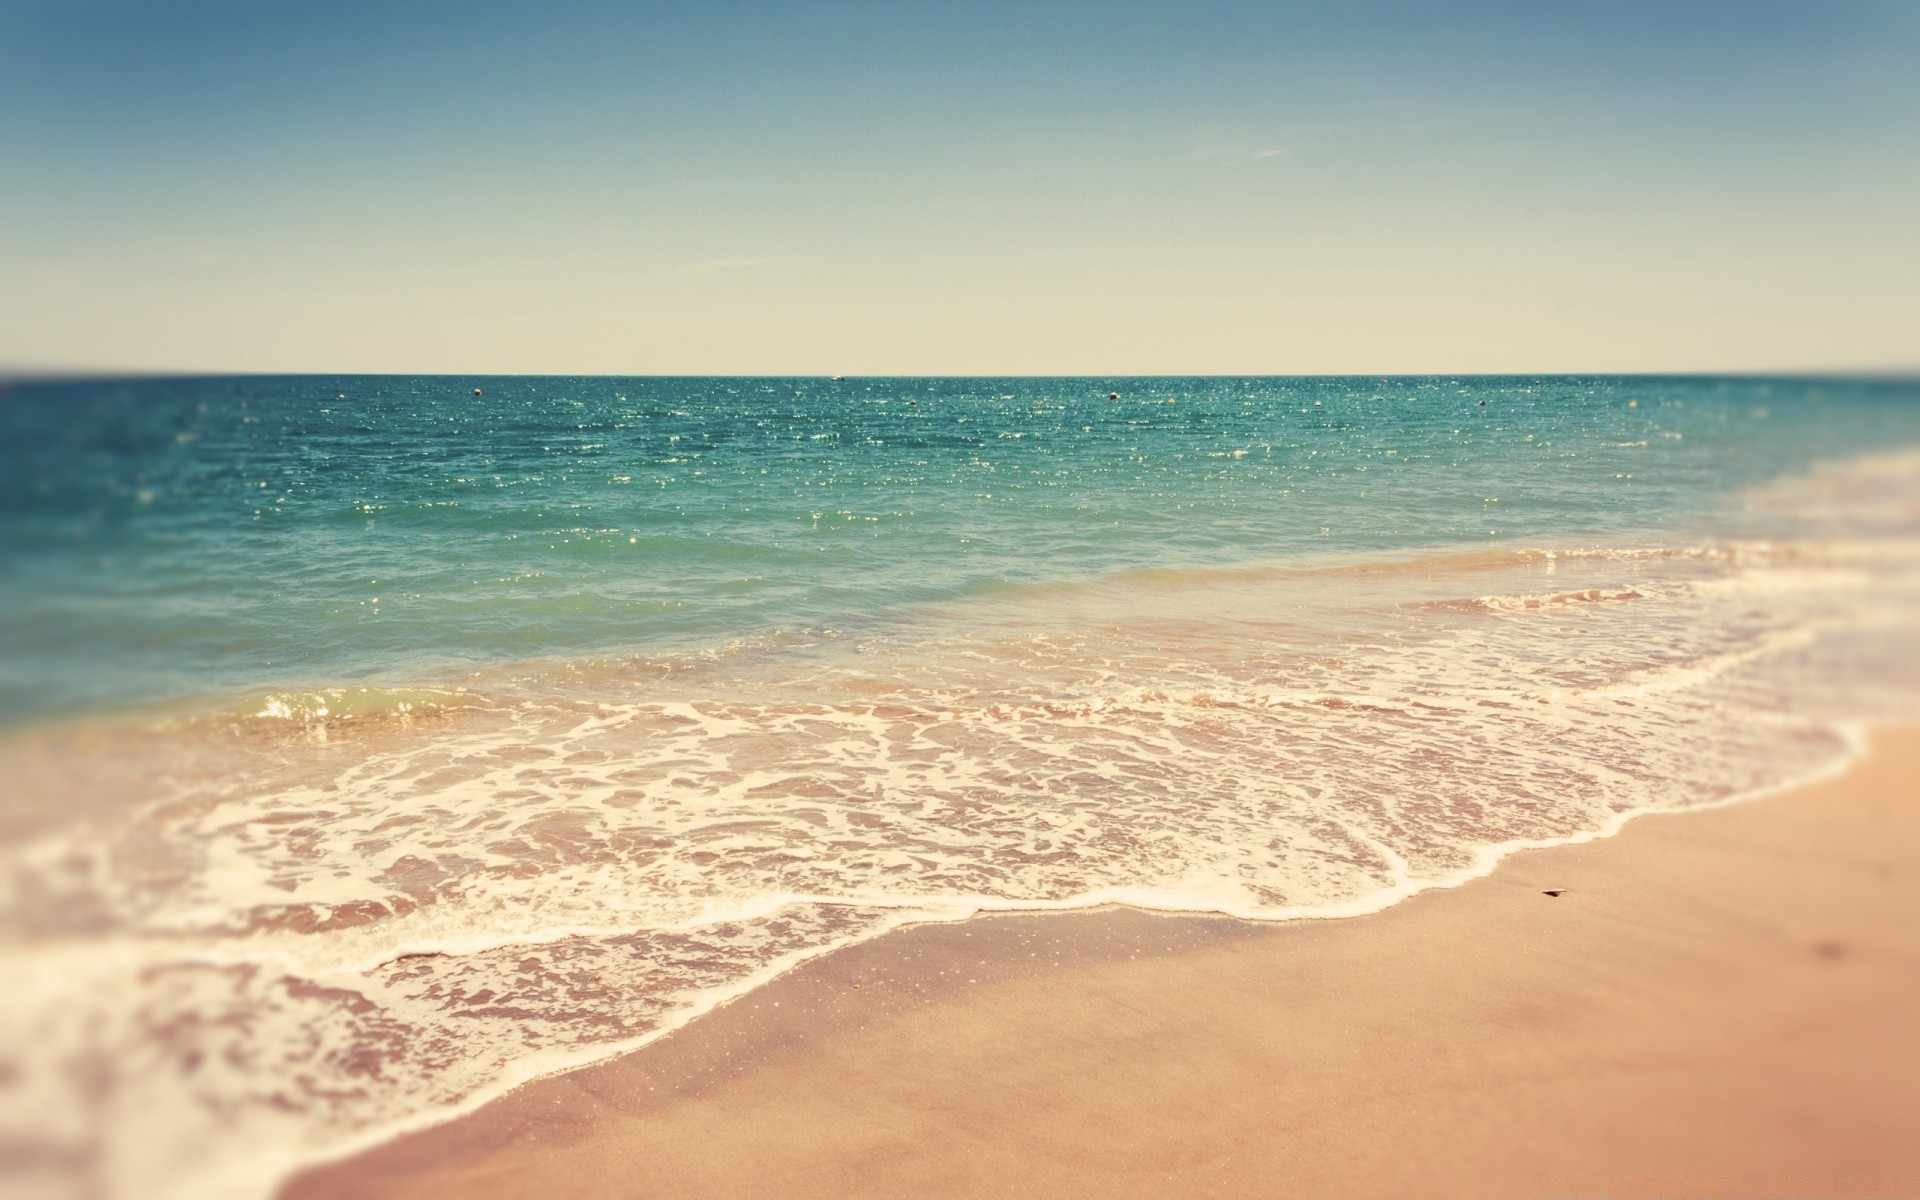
top-left (2, 376), bottom-right (1918, 1199)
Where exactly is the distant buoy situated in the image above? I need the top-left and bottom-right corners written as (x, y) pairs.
top-left (1108, 392), bottom-right (1119, 400)
top-left (1628, 399), bottom-right (1638, 408)
top-left (473, 388), bottom-right (483, 396)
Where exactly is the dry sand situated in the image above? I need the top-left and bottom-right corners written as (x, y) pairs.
top-left (285, 727), bottom-right (1920, 1199)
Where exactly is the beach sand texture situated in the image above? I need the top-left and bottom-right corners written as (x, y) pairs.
top-left (286, 726), bottom-right (1920, 1199)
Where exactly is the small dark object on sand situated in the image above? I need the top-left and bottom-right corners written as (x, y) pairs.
top-left (1542, 888), bottom-right (1566, 897)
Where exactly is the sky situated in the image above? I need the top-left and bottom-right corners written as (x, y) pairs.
top-left (1, 0), bottom-right (1916, 375)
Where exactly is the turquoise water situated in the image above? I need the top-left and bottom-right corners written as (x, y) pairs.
top-left (3, 375), bottom-right (1920, 1200)
top-left (5, 374), bottom-right (1915, 724)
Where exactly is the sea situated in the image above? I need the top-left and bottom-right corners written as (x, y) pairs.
top-left (2, 374), bottom-right (1918, 1199)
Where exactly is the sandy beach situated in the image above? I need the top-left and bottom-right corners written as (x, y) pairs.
top-left (10, 4), bottom-right (1920, 1195)
top-left (282, 725), bottom-right (1920, 1200)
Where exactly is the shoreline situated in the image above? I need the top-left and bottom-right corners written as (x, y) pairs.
top-left (253, 721), bottom-right (1872, 1194)
top-left (284, 723), bottom-right (1920, 1199)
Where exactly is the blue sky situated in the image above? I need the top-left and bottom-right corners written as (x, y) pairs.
top-left (2, 1), bottom-right (1916, 373)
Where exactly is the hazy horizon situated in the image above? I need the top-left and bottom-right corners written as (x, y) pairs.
top-left (10, 368), bottom-right (1920, 384)
top-left (4, 0), bottom-right (1917, 376)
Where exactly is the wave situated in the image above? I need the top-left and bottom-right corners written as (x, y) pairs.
top-left (102, 716), bottom-right (1892, 1200)
top-left (228, 686), bottom-right (493, 730)
top-left (4, 448), bottom-right (1920, 1200)
top-left (1427, 585), bottom-right (1648, 613)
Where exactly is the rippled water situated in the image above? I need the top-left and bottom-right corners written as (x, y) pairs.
top-left (6, 374), bottom-right (1914, 726)
top-left (1, 376), bottom-right (1918, 1199)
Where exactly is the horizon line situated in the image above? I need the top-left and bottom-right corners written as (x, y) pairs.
top-left (7, 367), bottom-right (1920, 386)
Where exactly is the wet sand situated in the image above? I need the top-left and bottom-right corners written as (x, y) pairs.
top-left (285, 726), bottom-right (1920, 1200)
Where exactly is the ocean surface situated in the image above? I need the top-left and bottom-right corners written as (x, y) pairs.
top-left (2, 375), bottom-right (1919, 1199)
